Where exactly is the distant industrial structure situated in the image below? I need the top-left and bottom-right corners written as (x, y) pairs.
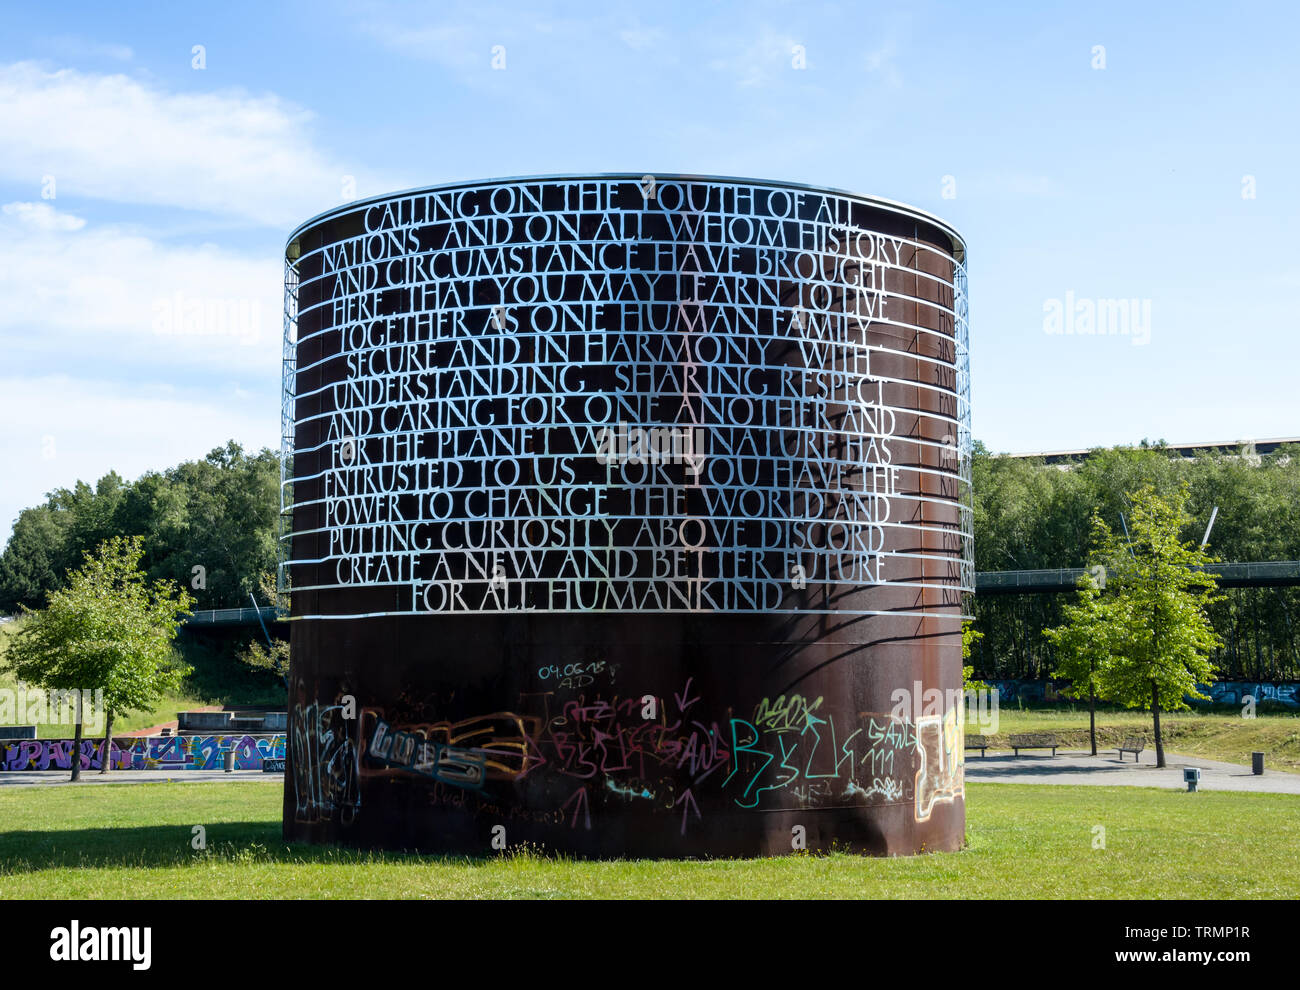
top-left (1005, 437), bottom-right (1297, 466)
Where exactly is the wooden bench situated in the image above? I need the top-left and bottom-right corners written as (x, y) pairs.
top-left (1009, 733), bottom-right (1058, 757)
top-left (965, 734), bottom-right (990, 757)
top-left (1117, 738), bottom-right (1145, 762)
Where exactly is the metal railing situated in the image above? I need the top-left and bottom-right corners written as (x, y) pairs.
top-left (184, 607), bottom-right (287, 627)
top-left (976, 561), bottom-right (1300, 595)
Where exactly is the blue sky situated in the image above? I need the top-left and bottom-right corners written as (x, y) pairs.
top-left (1, 0), bottom-right (1296, 544)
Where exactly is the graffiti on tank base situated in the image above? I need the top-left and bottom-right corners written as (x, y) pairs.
top-left (1, 734), bottom-right (285, 771)
top-left (423, 779), bottom-right (567, 826)
top-left (345, 683), bottom-right (963, 831)
top-left (605, 778), bottom-right (655, 801)
top-left (536, 660), bottom-right (616, 691)
top-left (360, 682), bottom-right (731, 834)
top-left (537, 686), bottom-right (731, 785)
top-left (368, 719), bottom-right (485, 789)
top-left (360, 711), bottom-right (539, 791)
top-left (725, 696), bottom-right (962, 814)
top-left (914, 708), bottom-right (963, 822)
top-left (844, 777), bottom-right (906, 802)
top-left (290, 698), bottom-right (360, 825)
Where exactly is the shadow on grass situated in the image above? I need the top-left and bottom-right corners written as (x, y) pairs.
top-left (0, 823), bottom-right (499, 874)
top-left (0, 824), bottom-right (851, 874)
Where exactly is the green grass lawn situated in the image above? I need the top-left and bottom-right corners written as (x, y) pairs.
top-left (0, 781), bottom-right (1296, 898)
top-left (984, 708), bottom-right (1300, 772)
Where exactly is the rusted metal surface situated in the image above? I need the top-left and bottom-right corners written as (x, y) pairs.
top-left (281, 175), bottom-right (969, 856)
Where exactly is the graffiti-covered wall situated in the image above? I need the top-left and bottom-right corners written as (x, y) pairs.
top-left (1194, 682), bottom-right (1300, 708)
top-left (987, 680), bottom-right (1300, 709)
top-left (1, 734), bottom-right (285, 771)
top-left (281, 175), bottom-right (971, 857)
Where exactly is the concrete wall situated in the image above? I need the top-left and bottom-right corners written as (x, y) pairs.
top-left (2, 733), bottom-right (286, 771)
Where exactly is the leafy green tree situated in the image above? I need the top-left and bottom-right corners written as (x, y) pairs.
top-left (1081, 485), bottom-right (1222, 767)
top-left (961, 620), bottom-right (987, 691)
top-left (1045, 556), bottom-right (1117, 756)
top-left (237, 638), bottom-right (291, 683)
top-left (151, 443), bottom-right (279, 607)
top-left (0, 442), bottom-right (280, 613)
top-left (2, 536), bottom-right (193, 780)
top-left (0, 505), bottom-right (67, 611)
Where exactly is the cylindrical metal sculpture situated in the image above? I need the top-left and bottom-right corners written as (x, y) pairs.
top-left (281, 174), bottom-right (972, 856)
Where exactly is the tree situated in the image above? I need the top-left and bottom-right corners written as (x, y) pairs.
top-left (237, 638), bottom-right (291, 683)
top-left (1045, 552), bottom-right (1117, 756)
top-left (149, 443), bottom-right (279, 607)
top-left (0, 505), bottom-right (67, 612)
top-left (1, 536), bottom-right (193, 780)
top-left (1075, 485), bottom-right (1222, 767)
top-left (0, 442), bottom-right (280, 614)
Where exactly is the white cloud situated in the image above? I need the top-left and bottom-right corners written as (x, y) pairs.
top-left (0, 61), bottom-right (390, 227)
top-left (2, 200), bottom-right (86, 231)
top-left (0, 376), bottom-right (275, 544)
top-left (0, 201), bottom-right (281, 372)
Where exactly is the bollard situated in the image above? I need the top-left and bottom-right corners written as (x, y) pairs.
top-left (1252, 752), bottom-right (1264, 775)
top-left (223, 750), bottom-right (235, 773)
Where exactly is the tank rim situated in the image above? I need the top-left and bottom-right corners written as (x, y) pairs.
top-left (285, 171), bottom-right (966, 262)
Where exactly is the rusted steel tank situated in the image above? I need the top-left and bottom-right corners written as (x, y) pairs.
top-left (281, 174), bottom-right (972, 856)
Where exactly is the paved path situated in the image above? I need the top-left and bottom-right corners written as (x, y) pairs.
top-left (0, 769), bottom-right (282, 787)
top-left (965, 749), bottom-right (1300, 794)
